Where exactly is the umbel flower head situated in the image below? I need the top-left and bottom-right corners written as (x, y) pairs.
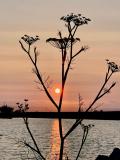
top-left (46, 37), bottom-right (80, 49)
top-left (106, 59), bottom-right (120, 73)
top-left (61, 13), bottom-right (91, 26)
top-left (21, 35), bottom-right (39, 45)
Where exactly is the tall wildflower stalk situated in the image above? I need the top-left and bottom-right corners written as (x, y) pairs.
top-left (19, 13), bottom-right (119, 160)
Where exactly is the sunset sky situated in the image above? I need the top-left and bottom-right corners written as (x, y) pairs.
top-left (0, 0), bottom-right (120, 111)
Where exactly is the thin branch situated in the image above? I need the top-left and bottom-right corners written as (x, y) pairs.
top-left (24, 142), bottom-right (40, 155)
top-left (98, 82), bottom-right (116, 100)
top-left (76, 132), bottom-right (88, 160)
top-left (72, 46), bottom-right (88, 59)
top-left (85, 72), bottom-right (113, 112)
top-left (19, 41), bottom-right (29, 54)
top-left (19, 41), bottom-right (58, 110)
top-left (76, 124), bottom-right (91, 160)
top-left (72, 25), bottom-right (78, 37)
top-left (34, 66), bottom-right (58, 110)
top-left (23, 118), bottom-right (46, 160)
top-left (24, 142), bottom-right (42, 160)
top-left (64, 70), bottom-right (115, 139)
top-left (17, 101), bottom-right (45, 160)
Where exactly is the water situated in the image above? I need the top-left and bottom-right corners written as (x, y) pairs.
top-left (0, 118), bottom-right (120, 160)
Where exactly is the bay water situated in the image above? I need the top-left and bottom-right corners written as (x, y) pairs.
top-left (0, 118), bottom-right (120, 160)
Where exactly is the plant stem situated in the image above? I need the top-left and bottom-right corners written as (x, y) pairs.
top-left (59, 139), bottom-right (64, 160)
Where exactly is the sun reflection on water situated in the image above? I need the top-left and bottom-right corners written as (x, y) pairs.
top-left (49, 119), bottom-right (60, 159)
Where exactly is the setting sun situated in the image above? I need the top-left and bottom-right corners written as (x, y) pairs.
top-left (55, 88), bottom-right (61, 94)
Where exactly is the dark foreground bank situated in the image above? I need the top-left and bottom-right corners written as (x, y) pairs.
top-left (0, 111), bottom-right (120, 120)
top-left (96, 148), bottom-right (120, 160)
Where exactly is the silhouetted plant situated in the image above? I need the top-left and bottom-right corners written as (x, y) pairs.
top-left (19, 13), bottom-right (119, 160)
top-left (16, 99), bottom-right (45, 160)
top-left (76, 123), bottom-right (94, 160)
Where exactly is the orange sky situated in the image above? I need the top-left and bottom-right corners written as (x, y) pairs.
top-left (0, 0), bottom-right (120, 111)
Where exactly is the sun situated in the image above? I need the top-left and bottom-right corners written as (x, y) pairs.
top-left (55, 88), bottom-right (61, 94)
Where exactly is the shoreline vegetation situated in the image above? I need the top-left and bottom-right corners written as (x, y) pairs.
top-left (1, 111), bottom-right (120, 120)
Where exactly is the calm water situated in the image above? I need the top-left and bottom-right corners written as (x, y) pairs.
top-left (0, 118), bottom-right (120, 160)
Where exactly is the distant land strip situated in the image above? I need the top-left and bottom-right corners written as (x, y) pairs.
top-left (0, 112), bottom-right (120, 120)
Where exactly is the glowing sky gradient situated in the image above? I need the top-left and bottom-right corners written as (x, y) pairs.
top-left (0, 0), bottom-right (120, 111)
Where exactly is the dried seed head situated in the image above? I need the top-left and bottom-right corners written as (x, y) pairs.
top-left (61, 13), bottom-right (91, 26)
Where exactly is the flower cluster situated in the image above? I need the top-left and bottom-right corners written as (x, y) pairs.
top-left (46, 37), bottom-right (80, 49)
top-left (61, 13), bottom-right (91, 26)
top-left (16, 99), bottom-right (29, 112)
top-left (106, 59), bottom-right (120, 73)
top-left (21, 35), bottom-right (39, 45)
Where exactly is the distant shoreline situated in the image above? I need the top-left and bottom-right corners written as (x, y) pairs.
top-left (0, 111), bottom-right (120, 120)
